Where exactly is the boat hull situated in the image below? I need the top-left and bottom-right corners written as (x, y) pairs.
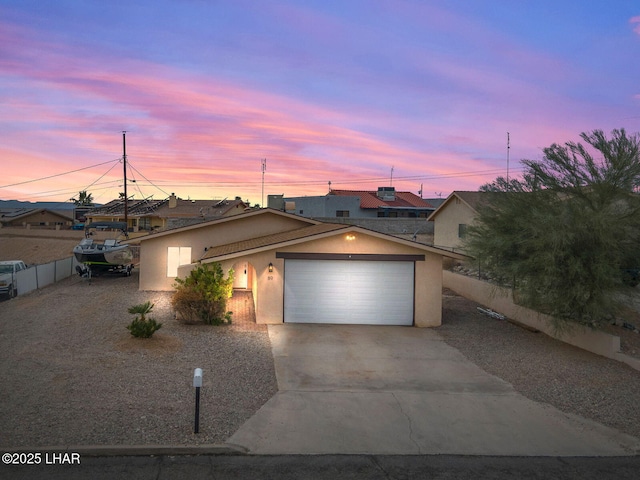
top-left (73, 244), bottom-right (133, 266)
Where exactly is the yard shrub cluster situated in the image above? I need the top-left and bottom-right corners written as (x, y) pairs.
top-left (126, 301), bottom-right (162, 338)
top-left (172, 262), bottom-right (234, 325)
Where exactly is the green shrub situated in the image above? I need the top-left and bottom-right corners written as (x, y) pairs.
top-left (126, 301), bottom-right (162, 338)
top-left (172, 263), bottom-right (234, 325)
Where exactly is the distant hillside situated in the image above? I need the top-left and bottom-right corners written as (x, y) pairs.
top-left (0, 200), bottom-right (84, 210)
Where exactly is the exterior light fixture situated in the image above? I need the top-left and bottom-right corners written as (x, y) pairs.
top-left (268, 262), bottom-right (274, 273)
top-left (345, 234), bottom-right (356, 241)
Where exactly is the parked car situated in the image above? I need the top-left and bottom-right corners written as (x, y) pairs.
top-left (71, 223), bottom-right (85, 230)
top-left (0, 260), bottom-right (27, 298)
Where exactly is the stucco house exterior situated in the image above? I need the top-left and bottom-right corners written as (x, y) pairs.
top-left (138, 209), bottom-right (464, 327)
top-left (427, 191), bottom-right (488, 252)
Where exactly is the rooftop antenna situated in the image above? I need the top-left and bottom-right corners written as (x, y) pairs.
top-left (261, 158), bottom-right (267, 208)
top-left (328, 180), bottom-right (332, 193)
top-left (506, 132), bottom-right (510, 185)
top-left (122, 131), bottom-right (128, 229)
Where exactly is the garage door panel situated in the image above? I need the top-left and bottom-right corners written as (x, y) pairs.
top-left (284, 259), bottom-right (414, 325)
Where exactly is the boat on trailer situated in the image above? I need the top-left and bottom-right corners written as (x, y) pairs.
top-left (73, 221), bottom-right (134, 276)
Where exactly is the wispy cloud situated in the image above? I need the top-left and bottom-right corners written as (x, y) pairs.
top-left (630, 16), bottom-right (640, 35)
top-left (1, 3), bottom-right (639, 203)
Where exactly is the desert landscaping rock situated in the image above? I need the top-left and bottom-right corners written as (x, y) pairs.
top-left (1, 276), bottom-right (639, 449)
top-left (0, 272), bottom-right (278, 447)
top-left (1, 227), bottom-right (639, 450)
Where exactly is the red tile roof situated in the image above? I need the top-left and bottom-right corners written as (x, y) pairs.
top-left (329, 190), bottom-right (434, 209)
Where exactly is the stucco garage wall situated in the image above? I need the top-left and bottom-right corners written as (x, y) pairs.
top-left (272, 231), bottom-right (445, 327)
top-left (139, 213), bottom-right (312, 290)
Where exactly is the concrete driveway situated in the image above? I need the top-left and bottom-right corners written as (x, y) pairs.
top-left (228, 324), bottom-right (640, 455)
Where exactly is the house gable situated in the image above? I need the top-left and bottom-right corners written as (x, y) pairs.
top-left (428, 192), bottom-right (487, 251)
top-left (138, 209), bottom-right (319, 290)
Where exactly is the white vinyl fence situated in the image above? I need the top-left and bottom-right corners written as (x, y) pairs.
top-left (14, 257), bottom-right (82, 296)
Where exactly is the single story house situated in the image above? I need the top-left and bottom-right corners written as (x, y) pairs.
top-left (0, 208), bottom-right (74, 229)
top-left (427, 191), bottom-right (488, 252)
top-left (138, 209), bottom-right (464, 327)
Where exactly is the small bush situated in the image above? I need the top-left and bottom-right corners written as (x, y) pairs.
top-left (126, 301), bottom-right (162, 338)
top-left (172, 263), bottom-right (234, 325)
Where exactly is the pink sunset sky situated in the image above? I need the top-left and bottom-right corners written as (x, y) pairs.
top-left (2, 1), bottom-right (639, 205)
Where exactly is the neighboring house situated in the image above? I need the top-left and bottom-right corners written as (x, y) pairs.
top-left (137, 208), bottom-right (464, 327)
top-left (0, 208), bottom-right (74, 229)
top-left (427, 191), bottom-right (488, 252)
top-left (86, 194), bottom-right (249, 232)
top-left (271, 187), bottom-right (434, 219)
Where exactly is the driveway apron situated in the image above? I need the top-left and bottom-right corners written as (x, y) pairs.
top-left (227, 324), bottom-right (640, 455)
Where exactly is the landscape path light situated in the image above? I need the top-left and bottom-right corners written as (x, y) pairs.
top-left (193, 368), bottom-right (203, 434)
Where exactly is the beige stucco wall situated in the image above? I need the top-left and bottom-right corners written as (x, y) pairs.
top-left (139, 213), bottom-right (311, 291)
top-left (432, 199), bottom-right (477, 252)
top-left (7, 211), bottom-right (72, 228)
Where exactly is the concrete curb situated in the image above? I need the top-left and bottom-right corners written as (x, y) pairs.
top-left (6, 443), bottom-right (248, 457)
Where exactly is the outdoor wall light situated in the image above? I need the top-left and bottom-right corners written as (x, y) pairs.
top-left (268, 262), bottom-right (274, 273)
top-left (345, 234), bottom-right (356, 241)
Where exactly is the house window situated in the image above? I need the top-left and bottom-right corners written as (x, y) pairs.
top-left (167, 247), bottom-right (192, 277)
top-left (458, 224), bottom-right (467, 238)
top-left (336, 210), bottom-right (350, 217)
top-left (139, 217), bottom-right (151, 230)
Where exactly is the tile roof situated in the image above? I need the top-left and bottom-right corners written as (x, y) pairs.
top-left (201, 223), bottom-right (348, 260)
top-left (0, 208), bottom-right (73, 221)
top-left (329, 190), bottom-right (434, 209)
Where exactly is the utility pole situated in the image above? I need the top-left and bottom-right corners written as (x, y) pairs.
top-left (390, 166), bottom-right (394, 186)
top-left (123, 131), bottom-right (128, 231)
top-left (261, 158), bottom-right (267, 208)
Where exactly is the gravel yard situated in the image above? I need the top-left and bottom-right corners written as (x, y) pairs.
top-left (0, 271), bottom-right (278, 448)
top-left (439, 290), bottom-right (640, 441)
top-left (0, 267), bottom-right (639, 449)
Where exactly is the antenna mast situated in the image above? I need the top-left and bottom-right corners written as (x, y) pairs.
top-left (122, 131), bottom-right (128, 230)
top-left (261, 158), bottom-right (267, 208)
top-left (506, 132), bottom-right (510, 184)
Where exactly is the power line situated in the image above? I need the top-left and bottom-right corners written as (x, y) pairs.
top-left (127, 160), bottom-right (172, 197)
top-left (0, 159), bottom-right (121, 189)
top-left (130, 167), bottom-right (524, 189)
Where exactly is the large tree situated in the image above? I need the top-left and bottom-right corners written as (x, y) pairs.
top-left (465, 129), bottom-right (640, 330)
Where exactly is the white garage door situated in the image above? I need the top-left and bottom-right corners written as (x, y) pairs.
top-left (284, 259), bottom-right (414, 325)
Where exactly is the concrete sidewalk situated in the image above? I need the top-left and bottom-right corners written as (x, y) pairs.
top-left (228, 324), bottom-right (640, 455)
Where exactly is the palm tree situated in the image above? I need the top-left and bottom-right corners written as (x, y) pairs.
top-left (70, 190), bottom-right (94, 206)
